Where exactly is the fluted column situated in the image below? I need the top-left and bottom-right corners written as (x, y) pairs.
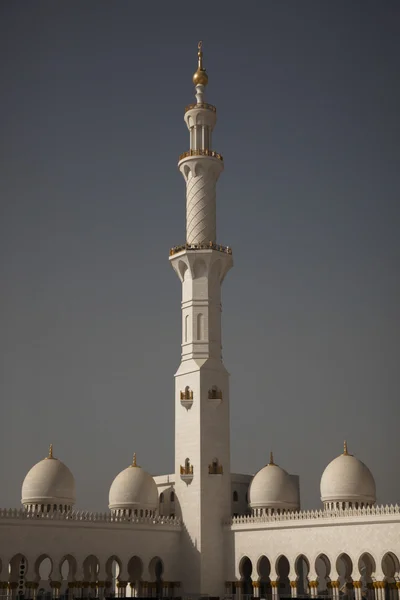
top-left (309, 581), bottom-right (319, 598)
top-left (329, 581), bottom-right (340, 600)
top-left (353, 581), bottom-right (363, 600)
top-left (50, 581), bottom-right (62, 599)
top-left (252, 581), bottom-right (260, 598)
top-left (290, 581), bottom-right (298, 598)
top-left (271, 581), bottom-right (280, 600)
top-left (234, 581), bottom-right (243, 600)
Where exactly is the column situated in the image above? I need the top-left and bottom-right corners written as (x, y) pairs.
top-left (353, 581), bottom-right (362, 600)
top-left (271, 581), bottom-right (280, 600)
top-left (331, 581), bottom-right (340, 600)
top-left (50, 582), bottom-right (62, 599)
top-left (290, 581), bottom-right (297, 598)
top-left (396, 582), bottom-right (400, 600)
top-left (309, 581), bottom-right (318, 599)
top-left (234, 581), bottom-right (243, 600)
top-left (96, 582), bottom-right (105, 600)
top-left (8, 583), bottom-right (18, 600)
top-left (117, 582), bottom-right (128, 598)
top-left (252, 581), bottom-right (260, 598)
top-left (141, 582), bottom-right (148, 598)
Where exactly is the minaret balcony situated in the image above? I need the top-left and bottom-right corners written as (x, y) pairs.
top-left (185, 102), bottom-right (216, 114)
top-left (208, 386), bottom-right (223, 407)
top-left (170, 242), bottom-right (232, 256)
top-left (180, 463), bottom-right (194, 485)
top-left (180, 388), bottom-right (194, 410)
top-left (178, 149), bottom-right (223, 162)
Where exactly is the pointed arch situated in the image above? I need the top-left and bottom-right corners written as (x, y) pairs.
top-left (196, 313), bottom-right (204, 340)
top-left (276, 555), bottom-right (291, 596)
top-left (295, 554), bottom-right (310, 596)
top-left (34, 555), bottom-right (53, 584)
top-left (82, 555), bottom-right (100, 583)
top-left (239, 556), bottom-right (253, 595)
top-left (315, 553), bottom-right (331, 594)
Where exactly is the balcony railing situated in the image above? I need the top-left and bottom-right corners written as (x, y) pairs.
top-left (178, 149), bottom-right (223, 162)
top-left (180, 390), bottom-right (194, 400)
top-left (170, 242), bottom-right (232, 256)
top-left (185, 102), bottom-right (216, 113)
top-left (180, 465), bottom-right (194, 476)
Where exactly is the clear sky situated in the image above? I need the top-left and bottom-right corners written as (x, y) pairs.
top-left (0, 2), bottom-right (399, 511)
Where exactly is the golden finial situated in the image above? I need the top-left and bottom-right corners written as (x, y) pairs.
top-left (46, 444), bottom-right (54, 459)
top-left (193, 40), bottom-right (208, 87)
top-left (269, 451), bottom-right (275, 465)
top-left (343, 440), bottom-right (348, 456)
top-left (131, 453), bottom-right (138, 468)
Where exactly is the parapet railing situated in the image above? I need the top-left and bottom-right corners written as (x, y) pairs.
top-left (178, 149), bottom-right (223, 161)
top-left (227, 504), bottom-right (400, 526)
top-left (170, 242), bottom-right (232, 256)
top-left (185, 102), bottom-right (216, 113)
top-left (0, 508), bottom-right (181, 526)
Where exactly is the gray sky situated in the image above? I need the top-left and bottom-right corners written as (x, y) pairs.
top-left (1, 2), bottom-right (399, 511)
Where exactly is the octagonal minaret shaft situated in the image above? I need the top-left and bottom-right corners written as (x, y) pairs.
top-left (178, 41), bottom-right (223, 245)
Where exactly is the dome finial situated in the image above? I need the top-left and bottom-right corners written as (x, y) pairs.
top-left (343, 440), bottom-right (348, 455)
top-left (47, 443), bottom-right (54, 460)
top-left (192, 40), bottom-right (208, 88)
top-left (269, 451), bottom-right (275, 465)
top-left (131, 452), bottom-right (138, 468)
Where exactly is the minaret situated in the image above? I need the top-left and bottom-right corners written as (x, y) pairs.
top-left (170, 42), bottom-right (233, 597)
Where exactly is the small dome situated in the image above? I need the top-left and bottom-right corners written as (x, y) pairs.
top-left (109, 454), bottom-right (158, 513)
top-left (320, 442), bottom-right (376, 507)
top-left (249, 453), bottom-right (299, 511)
top-left (21, 445), bottom-right (76, 508)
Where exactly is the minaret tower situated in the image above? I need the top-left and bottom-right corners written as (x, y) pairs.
top-left (170, 42), bottom-right (232, 596)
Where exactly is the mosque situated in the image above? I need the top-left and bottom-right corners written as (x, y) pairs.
top-left (0, 43), bottom-right (399, 600)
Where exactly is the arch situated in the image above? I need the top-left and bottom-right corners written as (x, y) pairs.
top-left (170, 491), bottom-right (175, 502)
top-left (315, 554), bottom-right (331, 594)
top-left (184, 315), bottom-right (189, 342)
top-left (59, 555), bottom-right (77, 595)
top-left (239, 556), bottom-right (253, 595)
top-left (336, 553), bottom-right (354, 596)
top-left (178, 260), bottom-right (188, 282)
top-left (159, 492), bottom-right (164, 503)
top-left (128, 556), bottom-right (143, 585)
top-left (34, 555), bottom-right (53, 584)
top-left (257, 556), bottom-right (271, 597)
top-left (382, 552), bottom-right (400, 580)
top-left (196, 313), bottom-right (204, 340)
top-left (358, 553), bottom-right (376, 594)
top-left (82, 555), bottom-right (100, 583)
top-left (295, 554), bottom-right (310, 596)
top-left (149, 557), bottom-right (163, 596)
top-left (9, 555), bottom-right (28, 584)
top-left (233, 490), bottom-right (238, 502)
top-left (193, 258), bottom-right (207, 279)
top-left (276, 555), bottom-right (291, 596)
top-left (105, 556), bottom-right (122, 595)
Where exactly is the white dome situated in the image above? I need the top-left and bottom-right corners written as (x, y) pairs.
top-left (21, 446), bottom-right (76, 508)
top-left (249, 455), bottom-right (299, 511)
top-left (109, 455), bottom-right (158, 513)
top-left (320, 444), bottom-right (376, 506)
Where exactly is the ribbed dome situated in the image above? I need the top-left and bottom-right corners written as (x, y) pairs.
top-left (21, 446), bottom-right (76, 508)
top-left (249, 454), bottom-right (299, 511)
top-left (320, 443), bottom-right (376, 507)
top-left (109, 454), bottom-right (158, 514)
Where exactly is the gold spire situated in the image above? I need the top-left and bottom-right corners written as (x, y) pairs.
top-left (46, 444), bottom-right (54, 459)
top-left (131, 453), bottom-right (138, 468)
top-left (343, 440), bottom-right (349, 456)
top-left (192, 40), bottom-right (208, 87)
top-left (269, 451), bottom-right (275, 465)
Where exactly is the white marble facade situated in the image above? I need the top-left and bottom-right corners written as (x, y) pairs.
top-left (1, 43), bottom-right (399, 600)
